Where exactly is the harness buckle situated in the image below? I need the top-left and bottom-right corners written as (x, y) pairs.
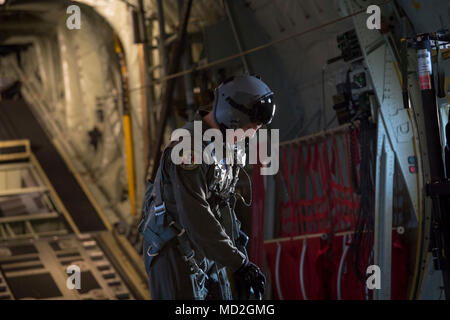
top-left (147, 246), bottom-right (159, 257)
top-left (183, 250), bottom-right (195, 262)
top-left (154, 202), bottom-right (166, 216)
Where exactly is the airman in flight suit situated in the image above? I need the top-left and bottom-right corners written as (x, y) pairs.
top-left (139, 75), bottom-right (276, 300)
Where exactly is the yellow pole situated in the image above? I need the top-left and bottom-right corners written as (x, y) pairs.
top-left (123, 114), bottom-right (137, 216)
top-left (115, 34), bottom-right (137, 216)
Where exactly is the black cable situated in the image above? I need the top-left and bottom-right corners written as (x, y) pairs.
top-left (349, 125), bottom-right (361, 195)
top-left (236, 165), bottom-right (253, 207)
top-left (349, 116), bottom-right (376, 283)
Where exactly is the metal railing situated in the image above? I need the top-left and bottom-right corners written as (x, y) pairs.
top-left (0, 140), bottom-right (74, 240)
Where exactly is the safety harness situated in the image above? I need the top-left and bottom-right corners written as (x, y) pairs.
top-left (138, 164), bottom-right (209, 299)
top-left (139, 117), bottom-right (252, 299)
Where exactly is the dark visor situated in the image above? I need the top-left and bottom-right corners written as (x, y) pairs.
top-left (227, 94), bottom-right (276, 125)
top-left (249, 94), bottom-right (276, 125)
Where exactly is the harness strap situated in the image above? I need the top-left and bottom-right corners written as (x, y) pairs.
top-left (141, 152), bottom-right (208, 284)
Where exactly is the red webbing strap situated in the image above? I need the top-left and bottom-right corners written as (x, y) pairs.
top-left (320, 138), bottom-right (334, 233)
top-left (291, 144), bottom-right (301, 234)
top-left (263, 237), bottom-right (326, 300)
top-left (325, 134), bottom-right (352, 231)
top-left (271, 130), bottom-right (370, 299)
top-left (297, 143), bottom-right (328, 234)
top-left (280, 146), bottom-right (290, 235)
top-left (346, 132), bottom-right (356, 227)
top-left (280, 144), bottom-right (302, 236)
top-left (330, 134), bottom-right (360, 231)
top-left (317, 141), bottom-right (333, 233)
top-left (299, 144), bottom-right (314, 234)
top-left (313, 143), bottom-right (329, 233)
top-left (344, 131), bottom-right (359, 228)
top-left (301, 144), bottom-right (314, 233)
top-left (250, 162), bottom-right (266, 268)
top-left (280, 129), bottom-right (361, 236)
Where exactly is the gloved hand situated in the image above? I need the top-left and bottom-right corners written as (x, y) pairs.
top-left (234, 259), bottom-right (266, 300)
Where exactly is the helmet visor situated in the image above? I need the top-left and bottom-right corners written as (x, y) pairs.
top-left (250, 95), bottom-right (276, 125)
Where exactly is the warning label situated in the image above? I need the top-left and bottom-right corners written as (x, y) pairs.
top-left (417, 49), bottom-right (432, 90)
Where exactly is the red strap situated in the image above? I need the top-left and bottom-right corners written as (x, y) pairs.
top-left (280, 130), bottom-right (361, 236)
top-left (280, 144), bottom-right (302, 236)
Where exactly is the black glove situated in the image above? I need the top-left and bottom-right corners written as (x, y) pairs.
top-left (234, 259), bottom-right (266, 300)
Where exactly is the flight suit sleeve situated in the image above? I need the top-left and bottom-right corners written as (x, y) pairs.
top-left (165, 150), bottom-right (247, 273)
